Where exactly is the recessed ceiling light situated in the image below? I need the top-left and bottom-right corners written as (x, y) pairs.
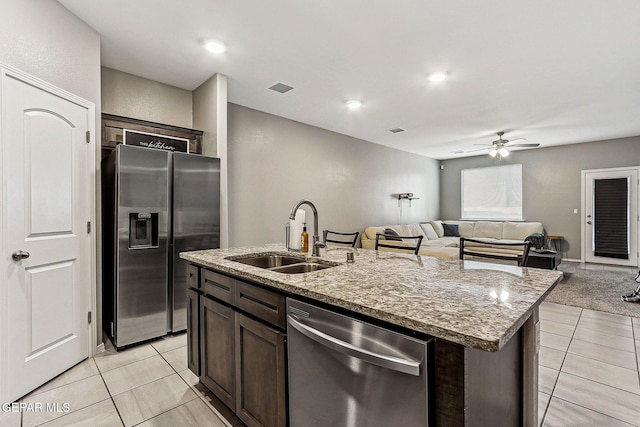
top-left (204, 40), bottom-right (226, 54)
top-left (346, 100), bottom-right (362, 109)
top-left (389, 128), bottom-right (406, 134)
top-left (427, 72), bottom-right (447, 83)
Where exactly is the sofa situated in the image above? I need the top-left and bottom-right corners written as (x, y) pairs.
top-left (361, 220), bottom-right (544, 260)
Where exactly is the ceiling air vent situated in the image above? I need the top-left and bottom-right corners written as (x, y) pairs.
top-left (388, 128), bottom-right (406, 134)
top-left (268, 83), bottom-right (294, 94)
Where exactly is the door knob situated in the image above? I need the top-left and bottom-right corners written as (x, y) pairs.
top-left (586, 221), bottom-right (592, 225)
top-left (11, 250), bottom-right (30, 261)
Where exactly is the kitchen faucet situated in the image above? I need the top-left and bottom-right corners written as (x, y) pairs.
top-left (289, 200), bottom-right (325, 256)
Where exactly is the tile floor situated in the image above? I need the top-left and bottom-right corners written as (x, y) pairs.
top-left (538, 301), bottom-right (640, 426)
top-left (1, 301), bottom-right (639, 426)
top-left (0, 334), bottom-right (242, 427)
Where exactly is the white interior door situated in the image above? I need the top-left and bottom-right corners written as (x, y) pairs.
top-left (1, 69), bottom-right (92, 402)
top-left (584, 168), bottom-right (639, 267)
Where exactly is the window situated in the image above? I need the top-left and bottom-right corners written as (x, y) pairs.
top-left (461, 164), bottom-right (523, 220)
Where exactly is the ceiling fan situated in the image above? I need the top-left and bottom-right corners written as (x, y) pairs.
top-left (455, 132), bottom-right (540, 159)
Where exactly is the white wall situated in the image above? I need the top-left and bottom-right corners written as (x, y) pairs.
top-left (0, 0), bottom-right (100, 104)
top-left (0, 0), bottom-right (102, 393)
top-left (228, 103), bottom-right (440, 246)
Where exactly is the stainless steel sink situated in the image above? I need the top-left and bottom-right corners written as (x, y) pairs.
top-left (231, 254), bottom-right (304, 269)
top-left (270, 263), bottom-right (334, 274)
top-left (226, 253), bottom-right (338, 274)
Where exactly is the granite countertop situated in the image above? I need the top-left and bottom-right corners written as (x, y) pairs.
top-left (181, 243), bottom-right (562, 352)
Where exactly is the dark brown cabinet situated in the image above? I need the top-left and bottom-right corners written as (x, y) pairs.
top-left (187, 264), bottom-right (287, 427)
top-left (187, 264), bottom-right (199, 290)
top-left (235, 282), bottom-right (286, 329)
top-left (201, 269), bottom-right (234, 304)
top-left (101, 113), bottom-right (204, 159)
top-left (186, 288), bottom-right (200, 375)
top-left (236, 313), bottom-right (287, 427)
top-left (200, 296), bottom-right (236, 410)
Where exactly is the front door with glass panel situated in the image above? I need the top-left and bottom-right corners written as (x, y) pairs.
top-left (584, 168), bottom-right (639, 267)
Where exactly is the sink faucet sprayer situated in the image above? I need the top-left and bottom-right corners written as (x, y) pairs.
top-left (289, 200), bottom-right (325, 257)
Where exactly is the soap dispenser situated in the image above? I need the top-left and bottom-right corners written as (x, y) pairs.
top-left (300, 223), bottom-right (309, 253)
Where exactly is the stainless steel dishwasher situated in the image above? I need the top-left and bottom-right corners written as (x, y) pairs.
top-left (287, 299), bottom-right (431, 427)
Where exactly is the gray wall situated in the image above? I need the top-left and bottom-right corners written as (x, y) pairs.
top-left (101, 67), bottom-right (192, 128)
top-left (227, 103), bottom-right (440, 246)
top-left (193, 75), bottom-right (220, 157)
top-left (440, 137), bottom-right (640, 260)
top-left (193, 74), bottom-right (229, 247)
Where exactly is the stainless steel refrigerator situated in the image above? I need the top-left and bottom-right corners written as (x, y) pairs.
top-left (102, 144), bottom-right (220, 349)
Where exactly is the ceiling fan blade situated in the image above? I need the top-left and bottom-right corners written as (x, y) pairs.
top-left (465, 147), bottom-right (492, 153)
top-left (508, 143), bottom-right (540, 148)
top-left (503, 138), bottom-right (527, 146)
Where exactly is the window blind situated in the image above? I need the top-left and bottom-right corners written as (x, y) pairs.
top-left (461, 164), bottom-right (523, 220)
top-left (594, 177), bottom-right (629, 259)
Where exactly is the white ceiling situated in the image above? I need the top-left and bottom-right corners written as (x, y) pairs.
top-left (58, 0), bottom-right (640, 160)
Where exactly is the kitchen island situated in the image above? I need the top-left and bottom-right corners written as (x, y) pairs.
top-left (181, 243), bottom-right (562, 427)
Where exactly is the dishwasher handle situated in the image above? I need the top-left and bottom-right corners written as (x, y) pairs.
top-left (287, 314), bottom-right (421, 376)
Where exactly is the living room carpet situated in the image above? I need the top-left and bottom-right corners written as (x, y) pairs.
top-left (544, 261), bottom-right (640, 318)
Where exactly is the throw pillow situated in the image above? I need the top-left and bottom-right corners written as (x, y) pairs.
top-left (442, 223), bottom-right (460, 237)
top-left (383, 228), bottom-right (403, 241)
top-left (429, 220), bottom-right (444, 238)
top-left (419, 223), bottom-right (439, 240)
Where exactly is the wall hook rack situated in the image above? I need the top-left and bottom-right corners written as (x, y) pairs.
top-left (396, 193), bottom-right (420, 207)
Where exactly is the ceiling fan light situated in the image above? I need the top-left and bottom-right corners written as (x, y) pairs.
top-left (499, 147), bottom-right (510, 157)
top-left (489, 149), bottom-right (498, 157)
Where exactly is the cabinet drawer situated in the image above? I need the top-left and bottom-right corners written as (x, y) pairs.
top-left (235, 282), bottom-right (286, 329)
top-left (187, 264), bottom-right (199, 289)
top-left (201, 270), bottom-right (235, 303)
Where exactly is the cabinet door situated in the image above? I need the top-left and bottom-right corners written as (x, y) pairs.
top-left (200, 296), bottom-right (236, 410)
top-left (187, 288), bottom-right (200, 375)
top-left (235, 314), bottom-right (286, 427)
